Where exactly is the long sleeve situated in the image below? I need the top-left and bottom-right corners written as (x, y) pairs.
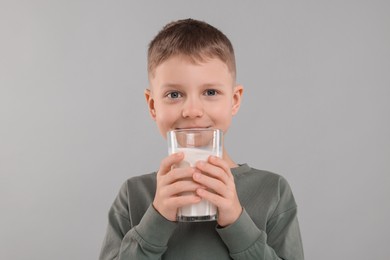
top-left (99, 178), bottom-right (178, 260)
top-left (217, 207), bottom-right (303, 259)
top-left (217, 168), bottom-right (304, 260)
top-left (217, 209), bottom-right (282, 259)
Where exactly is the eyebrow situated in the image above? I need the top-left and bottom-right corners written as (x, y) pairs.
top-left (161, 82), bottom-right (225, 89)
top-left (161, 83), bottom-right (183, 89)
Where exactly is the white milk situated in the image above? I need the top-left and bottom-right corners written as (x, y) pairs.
top-left (175, 147), bottom-right (218, 219)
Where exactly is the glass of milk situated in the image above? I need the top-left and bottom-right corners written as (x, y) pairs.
top-left (167, 128), bottom-right (223, 222)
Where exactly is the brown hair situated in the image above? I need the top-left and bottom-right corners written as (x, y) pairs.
top-left (148, 18), bottom-right (236, 79)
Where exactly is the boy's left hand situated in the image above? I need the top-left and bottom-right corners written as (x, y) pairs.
top-left (193, 156), bottom-right (242, 227)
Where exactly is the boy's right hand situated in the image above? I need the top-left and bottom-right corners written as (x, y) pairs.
top-left (153, 152), bottom-right (202, 222)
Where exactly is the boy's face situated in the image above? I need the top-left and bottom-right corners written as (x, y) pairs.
top-left (145, 55), bottom-right (243, 139)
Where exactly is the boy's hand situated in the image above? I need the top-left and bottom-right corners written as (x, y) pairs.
top-left (153, 152), bottom-right (203, 222)
top-left (194, 156), bottom-right (243, 227)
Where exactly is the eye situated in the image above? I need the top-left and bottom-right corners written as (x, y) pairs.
top-left (204, 89), bottom-right (218, 96)
top-left (166, 91), bottom-right (182, 99)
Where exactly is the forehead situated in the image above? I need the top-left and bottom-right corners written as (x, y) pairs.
top-left (149, 55), bottom-right (234, 85)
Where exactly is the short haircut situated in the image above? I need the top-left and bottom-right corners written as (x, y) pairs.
top-left (148, 18), bottom-right (236, 80)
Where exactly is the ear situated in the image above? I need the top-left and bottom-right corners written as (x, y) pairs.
top-left (144, 89), bottom-right (156, 120)
top-left (232, 85), bottom-right (244, 116)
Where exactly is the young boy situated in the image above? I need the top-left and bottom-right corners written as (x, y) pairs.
top-left (99, 18), bottom-right (304, 259)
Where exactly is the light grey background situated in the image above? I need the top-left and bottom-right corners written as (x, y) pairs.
top-left (1, 1), bottom-right (389, 259)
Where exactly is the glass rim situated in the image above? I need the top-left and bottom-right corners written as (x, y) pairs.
top-left (167, 128), bottom-right (222, 134)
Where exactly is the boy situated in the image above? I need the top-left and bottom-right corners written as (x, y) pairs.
top-left (99, 18), bottom-right (304, 259)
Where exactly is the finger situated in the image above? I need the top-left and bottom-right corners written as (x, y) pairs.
top-left (193, 171), bottom-right (226, 196)
top-left (164, 180), bottom-right (203, 197)
top-left (195, 161), bottom-right (230, 185)
top-left (208, 156), bottom-right (233, 180)
top-left (163, 167), bottom-right (195, 185)
top-left (158, 152), bottom-right (184, 176)
top-left (195, 188), bottom-right (222, 206)
top-left (168, 194), bottom-right (202, 208)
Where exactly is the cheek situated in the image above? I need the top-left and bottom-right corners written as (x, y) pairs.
top-left (209, 104), bottom-right (233, 125)
top-left (156, 112), bottom-right (171, 125)
top-left (155, 112), bottom-right (173, 138)
top-left (155, 106), bottom-right (177, 124)
top-left (211, 100), bottom-right (232, 116)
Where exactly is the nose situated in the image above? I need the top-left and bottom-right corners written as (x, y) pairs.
top-left (182, 97), bottom-right (203, 118)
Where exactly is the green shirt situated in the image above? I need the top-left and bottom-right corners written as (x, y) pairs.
top-left (99, 164), bottom-right (304, 259)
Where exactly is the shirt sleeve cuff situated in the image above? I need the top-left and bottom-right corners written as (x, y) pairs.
top-left (216, 208), bottom-right (264, 253)
top-left (134, 204), bottom-right (178, 247)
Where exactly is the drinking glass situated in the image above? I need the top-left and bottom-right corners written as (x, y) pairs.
top-left (167, 128), bottom-right (223, 222)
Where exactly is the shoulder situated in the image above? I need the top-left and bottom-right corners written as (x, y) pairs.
top-left (251, 167), bottom-right (298, 215)
top-left (119, 172), bottom-right (157, 196)
top-left (124, 172), bottom-right (157, 186)
top-left (111, 172), bottom-right (157, 224)
top-left (113, 172), bottom-right (157, 205)
top-left (235, 165), bottom-right (297, 213)
top-left (234, 165), bottom-right (289, 190)
top-left (248, 166), bottom-right (295, 197)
